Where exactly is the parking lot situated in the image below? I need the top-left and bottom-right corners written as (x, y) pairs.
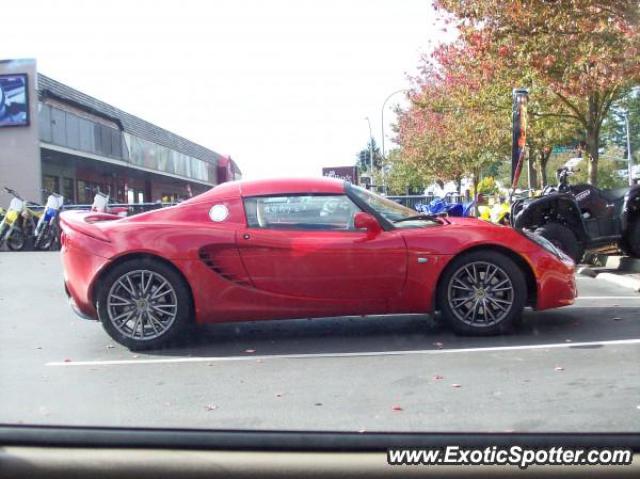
top-left (1, 251), bottom-right (639, 432)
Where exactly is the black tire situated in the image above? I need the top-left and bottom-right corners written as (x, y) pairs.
top-left (534, 223), bottom-right (583, 263)
top-left (38, 225), bottom-right (57, 251)
top-left (437, 251), bottom-right (527, 336)
top-left (627, 219), bottom-right (640, 258)
top-left (34, 225), bottom-right (46, 250)
top-left (96, 258), bottom-right (193, 351)
top-left (7, 230), bottom-right (26, 251)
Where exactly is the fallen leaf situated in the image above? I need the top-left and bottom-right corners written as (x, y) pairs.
top-left (358, 429), bottom-right (366, 433)
top-left (244, 349), bottom-right (256, 353)
top-left (275, 393), bottom-right (284, 398)
top-left (432, 375), bottom-right (444, 380)
top-left (35, 346), bottom-right (42, 350)
top-left (205, 404), bottom-right (218, 411)
top-left (106, 345), bottom-right (115, 349)
top-left (564, 339), bottom-right (572, 343)
top-left (314, 402), bottom-right (323, 406)
top-left (451, 384), bottom-right (462, 388)
top-left (554, 366), bottom-right (564, 371)
top-left (391, 405), bottom-right (403, 411)
top-left (63, 358), bottom-right (72, 363)
top-left (433, 342), bottom-right (444, 349)
top-left (133, 355), bottom-right (139, 359)
top-left (612, 317), bottom-right (623, 321)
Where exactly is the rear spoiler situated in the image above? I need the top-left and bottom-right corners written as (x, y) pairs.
top-left (59, 210), bottom-right (116, 243)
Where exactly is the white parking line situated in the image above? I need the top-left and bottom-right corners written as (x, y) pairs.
top-left (576, 296), bottom-right (640, 300)
top-left (46, 338), bottom-right (640, 367)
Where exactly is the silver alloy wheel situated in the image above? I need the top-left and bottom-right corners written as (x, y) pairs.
top-left (106, 269), bottom-right (178, 341)
top-left (447, 261), bottom-right (514, 327)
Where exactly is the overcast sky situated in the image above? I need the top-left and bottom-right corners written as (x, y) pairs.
top-left (3, 0), bottom-right (449, 179)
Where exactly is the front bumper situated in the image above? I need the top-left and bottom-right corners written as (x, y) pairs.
top-left (534, 253), bottom-right (577, 310)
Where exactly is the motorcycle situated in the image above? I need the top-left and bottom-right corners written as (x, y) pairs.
top-left (90, 188), bottom-right (128, 217)
top-left (479, 190), bottom-right (540, 225)
top-left (0, 187), bottom-right (42, 251)
top-left (416, 192), bottom-right (476, 217)
top-left (479, 199), bottom-right (511, 225)
top-left (33, 189), bottom-right (64, 251)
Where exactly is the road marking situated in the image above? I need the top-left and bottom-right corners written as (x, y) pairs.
top-left (576, 296), bottom-right (640, 300)
top-left (46, 338), bottom-right (640, 367)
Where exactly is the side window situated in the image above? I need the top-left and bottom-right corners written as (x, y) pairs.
top-left (244, 195), bottom-right (360, 230)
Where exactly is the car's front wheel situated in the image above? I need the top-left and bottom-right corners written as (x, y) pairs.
top-left (96, 258), bottom-right (192, 350)
top-left (438, 251), bottom-right (527, 335)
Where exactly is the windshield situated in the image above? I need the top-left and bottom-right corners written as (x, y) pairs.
top-left (350, 185), bottom-right (438, 225)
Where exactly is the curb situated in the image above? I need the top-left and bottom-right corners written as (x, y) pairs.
top-left (584, 254), bottom-right (640, 273)
top-left (595, 272), bottom-right (640, 292)
top-left (576, 266), bottom-right (597, 278)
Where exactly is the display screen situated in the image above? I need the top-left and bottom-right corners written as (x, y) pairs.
top-left (0, 73), bottom-right (29, 127)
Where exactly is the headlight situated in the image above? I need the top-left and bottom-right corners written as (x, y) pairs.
top-left (522, 230), bottom-right (564, 259)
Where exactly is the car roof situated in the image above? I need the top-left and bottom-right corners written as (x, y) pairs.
top-left (189, 177), bottom-right (347, 203)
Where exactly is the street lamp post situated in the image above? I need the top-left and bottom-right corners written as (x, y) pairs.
top-left (365, 116), bottom-right (374, 189)
top-left (625, 111), bottom-right (634, 186)
top-left (381, 89), bottom-right (408, 194)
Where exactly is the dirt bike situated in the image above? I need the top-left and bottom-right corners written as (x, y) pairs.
top-left (479, 190), bottom-right (540, 225)
top-left (0, 187), bottom-right (42, 251)
top-left (90, 189), bottom-right (129, 217)
top-left (33, 189), bottom-right (64, 250)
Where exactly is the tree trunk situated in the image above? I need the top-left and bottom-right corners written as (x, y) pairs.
top-left (471, 170), bottom-right (479, 217)
top-left (538, 149), bottom-right (550, 188)
top-left (586, 128), bottom-right (599, 185)
top-left (586, 94), bottom-right (600, 186)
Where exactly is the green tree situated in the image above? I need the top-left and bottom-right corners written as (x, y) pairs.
top-left (435, 0), bottom-right (640, 186)
top-left (355, 138), bottom-right (383, 173)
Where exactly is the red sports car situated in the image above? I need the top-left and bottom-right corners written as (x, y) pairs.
top-left (60, 178), bottom-right (576, 350)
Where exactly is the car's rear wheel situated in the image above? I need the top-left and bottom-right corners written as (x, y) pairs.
top-left (438, 251), bottom-right (526, 335)
top-left (535, 223), bottom-right (583, 263)
top-left (97, 258), bottom-right (192, 351)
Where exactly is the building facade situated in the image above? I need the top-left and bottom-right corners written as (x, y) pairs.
top-left (0, 59), bottom-right (240, 206)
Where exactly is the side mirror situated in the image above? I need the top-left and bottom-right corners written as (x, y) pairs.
top-left (354, 212), bottom-right (382, 236)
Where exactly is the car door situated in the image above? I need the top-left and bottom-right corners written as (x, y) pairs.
top-left (237, 194), bottom-right (407, 302)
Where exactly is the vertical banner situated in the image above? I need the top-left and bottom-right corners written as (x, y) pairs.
top-left (511, 88), bottom-right (529, 191)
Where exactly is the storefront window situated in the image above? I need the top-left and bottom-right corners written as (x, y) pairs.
top-left (42, 175), bottom-right (60, 198)
top-left (124, 133), bottom-right (213, 183)
top-left (62, 177), bottom-right (74, 203)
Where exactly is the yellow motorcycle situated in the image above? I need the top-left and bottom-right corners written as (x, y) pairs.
top-left (0, 187), bottom-right (42, 251)
top-left (479, 197), bottom-right (511, 225)
top-left (479, 190), bottom-right (542, 226)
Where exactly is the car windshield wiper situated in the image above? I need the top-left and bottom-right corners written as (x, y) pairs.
top-left (393, 214), bottom-right (439, 223)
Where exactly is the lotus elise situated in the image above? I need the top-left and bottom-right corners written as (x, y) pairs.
top-left (60, 178), bottom-right (576, 350)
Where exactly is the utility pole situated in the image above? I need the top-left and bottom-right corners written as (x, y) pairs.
top-left (365, 117), bottom-right (374, 190)
top-left (625, 111), bottom-right (634, 186)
